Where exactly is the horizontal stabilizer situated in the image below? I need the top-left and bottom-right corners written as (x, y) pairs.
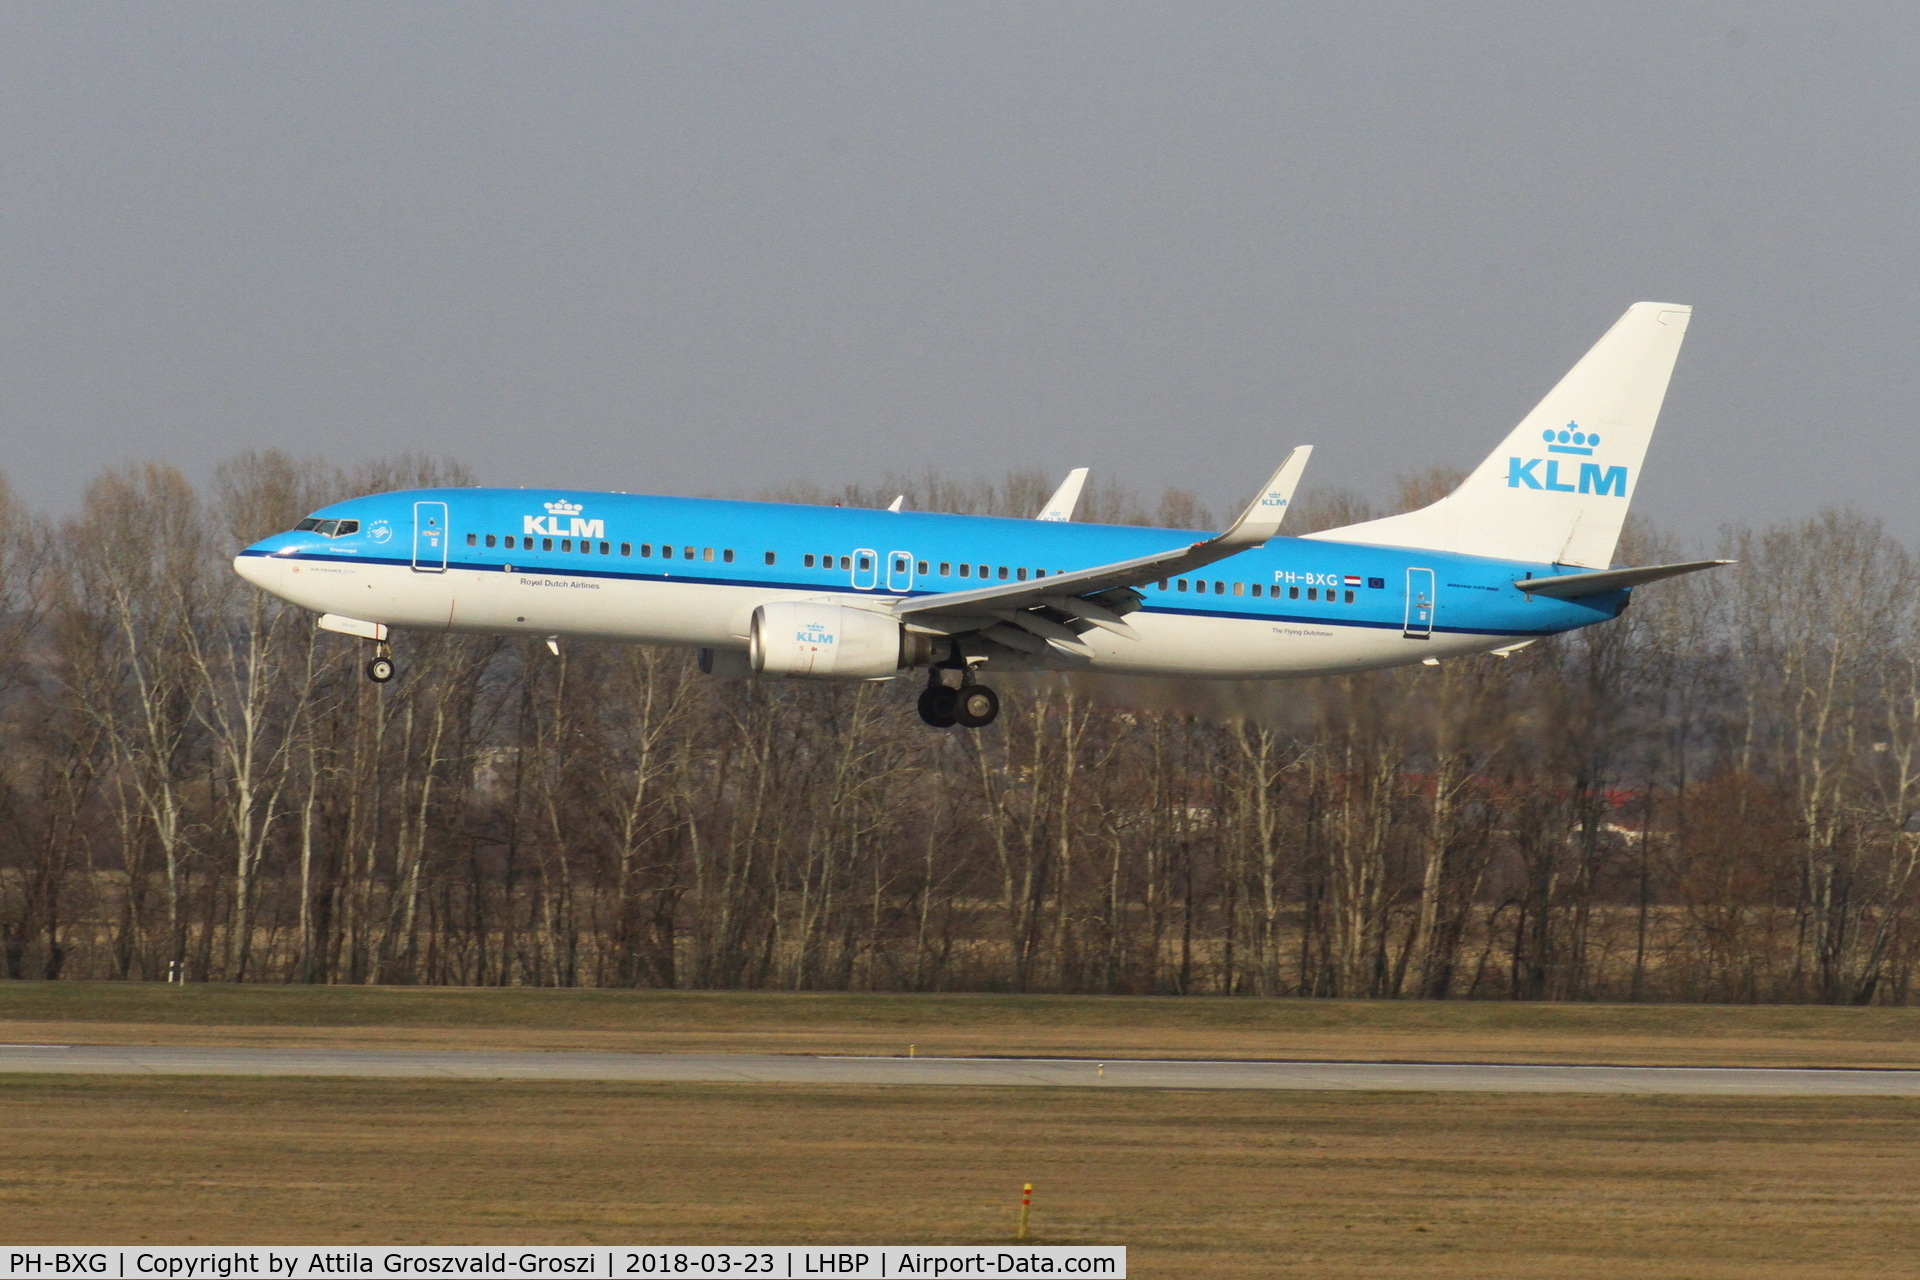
top-left (1516, 559), bottom-right (1733, 598)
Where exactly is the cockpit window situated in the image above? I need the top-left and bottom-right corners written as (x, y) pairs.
top-left (295, 517), bottom-right (359, 538)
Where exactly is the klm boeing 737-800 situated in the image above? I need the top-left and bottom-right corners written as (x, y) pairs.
top-left (234, 302), bottom-right (1725, 728)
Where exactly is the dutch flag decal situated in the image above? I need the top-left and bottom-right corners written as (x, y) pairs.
top-left (1343, 575), bottom-right (1362, 586)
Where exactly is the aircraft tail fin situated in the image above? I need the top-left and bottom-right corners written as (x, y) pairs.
top-left (1305, 302), bottom-right (1692, 567)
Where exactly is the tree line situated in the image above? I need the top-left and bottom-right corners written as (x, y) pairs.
top-left (2, 451), bottom-right (1918, 1004)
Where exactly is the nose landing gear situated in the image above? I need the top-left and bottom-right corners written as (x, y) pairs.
top-left (365, 641), bottom-right (395, 684)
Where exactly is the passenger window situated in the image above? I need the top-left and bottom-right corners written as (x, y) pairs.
top-left (939, 562), bottom-right (951, 576)
top-left (661, 545), bottom-right (673, 559)
top-left (804, 554), bottom-right (815, 568)
top-left (542, 538), bottom-right (554, 551)
top-left (723, 549), bottom-right (733, 563)
top-left (641, 544), bottom-right (652, 557)
top-left (894, 557), bottom-right (907, 573)
top-left (1290, 586), bottom-right (1299, 600)
top-left (1345, 589), bottom-right (1355, 603)
top-left (765, 551), bottom-right (776, 565)
top-left (1036, 569), bottom-right (1046, 578)
top-left (998, 567), bottom-right (1008, 580)
top-left (685, 547), bottom-right (696, 560)
top-left (465, 533), bottom-right (476, 546)
top-left (1251, 584), bottom-right (1261, 597)
top-left (580, 541), bottom-right (590, 555)
top-left (959, 564), bottom-right (971, 577)
top-left (621, 543), bottom-right (632, 556)
top-left (1233, 582), bottom-right (1244, 596)
top-left (1308, 587), bottom-right (1317, 601)
top-left (1177, 580), bottom-right (1188, 592)
top-left (859, 556), bottom-right (872, 571)
top-left (1017, 568), bottom-right (1028, 581)
top-left (601, 542), bottom-right (611, 555)
top-left (917, 560), bottom-right (928, 574)
top-left (704, 548), bottom-right (715, 562)
top-left (485, 534), bottom-right (496, 548)
top-left (840, 556), bottom-right (851, 570)
top-left (505, 535), bottom-right (516, 550)
top-left (1214, 581), bottom-right (1224, 594)
top-left (561, 539), bottom-right (572, 552)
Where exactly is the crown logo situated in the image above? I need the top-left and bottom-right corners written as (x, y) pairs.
top-left (544, 500), bottom-right (584, 516)
top-left (1543, 421), bottom-right (1600, 456)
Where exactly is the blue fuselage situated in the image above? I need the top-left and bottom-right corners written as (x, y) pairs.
top-left (235, 487), bottom-right (1622, 679)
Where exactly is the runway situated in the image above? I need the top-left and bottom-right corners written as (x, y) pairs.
top-left (3, 1042), bottom-right (1919, 1094)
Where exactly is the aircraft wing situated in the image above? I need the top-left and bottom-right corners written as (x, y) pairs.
top-left (893, 448), bottom-right (1311, 645)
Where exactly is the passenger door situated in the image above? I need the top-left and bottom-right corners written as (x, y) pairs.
top-left (1403, 567), bottom-right (1435, 638)
top-left (412, 501), bottom-right (449, 573)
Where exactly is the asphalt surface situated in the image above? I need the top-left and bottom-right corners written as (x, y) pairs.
top-left (2, 1043), bottom-right (1918, 1094)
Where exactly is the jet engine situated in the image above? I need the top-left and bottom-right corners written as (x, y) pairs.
top-left (750, 602), bottom-right (932, 679)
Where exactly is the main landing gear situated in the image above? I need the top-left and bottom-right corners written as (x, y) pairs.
top-left (365, 640), bottom-right (395, 684)
top-left (918, 663), bottom-right (999, 729)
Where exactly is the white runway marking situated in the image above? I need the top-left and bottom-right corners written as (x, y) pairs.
top-left (1, 1044), bottom-right (1918, 1095)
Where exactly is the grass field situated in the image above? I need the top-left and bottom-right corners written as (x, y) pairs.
top-left (4, 981), bottom-right (1920, 1067)
top-left (3, 1075), bottom-right (1917, 1278)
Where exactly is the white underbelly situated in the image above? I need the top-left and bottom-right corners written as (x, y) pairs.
top-left (243, 559), bottom-right (1521, 678)
top-left (1061, 609), bottom-right (1512, 678)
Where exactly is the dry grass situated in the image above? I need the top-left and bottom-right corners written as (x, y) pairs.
top-left (3, 1076), bottom-right (1919, 1278)
top-left (5, 982), bottom-right (1920, 1067)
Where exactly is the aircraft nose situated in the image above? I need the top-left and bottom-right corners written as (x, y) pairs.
top-left (234, 536), bottom-right (300, 591)
top-left (233, 552), bottom-right (272, 589)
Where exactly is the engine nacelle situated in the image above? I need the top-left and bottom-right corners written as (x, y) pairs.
top-left (750, 602), bottom-right (930, 679)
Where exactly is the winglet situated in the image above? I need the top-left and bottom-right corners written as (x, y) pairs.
top-left (1215, 446), bottom-right (1312, 551)
top-left (1036, 468), bottom-right (1089, 522)
top-left (887, 495), bottom-right (904, 513)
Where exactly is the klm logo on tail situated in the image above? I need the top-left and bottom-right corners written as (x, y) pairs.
top-left (1507, 423), bottom-right (1627, 497)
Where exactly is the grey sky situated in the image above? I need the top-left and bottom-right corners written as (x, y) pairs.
top-left (0, 3), bottom-right (1912, 546)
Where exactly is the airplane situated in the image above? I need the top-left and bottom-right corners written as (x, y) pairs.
top-left (234, 302), bottom-right (1725, 729)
